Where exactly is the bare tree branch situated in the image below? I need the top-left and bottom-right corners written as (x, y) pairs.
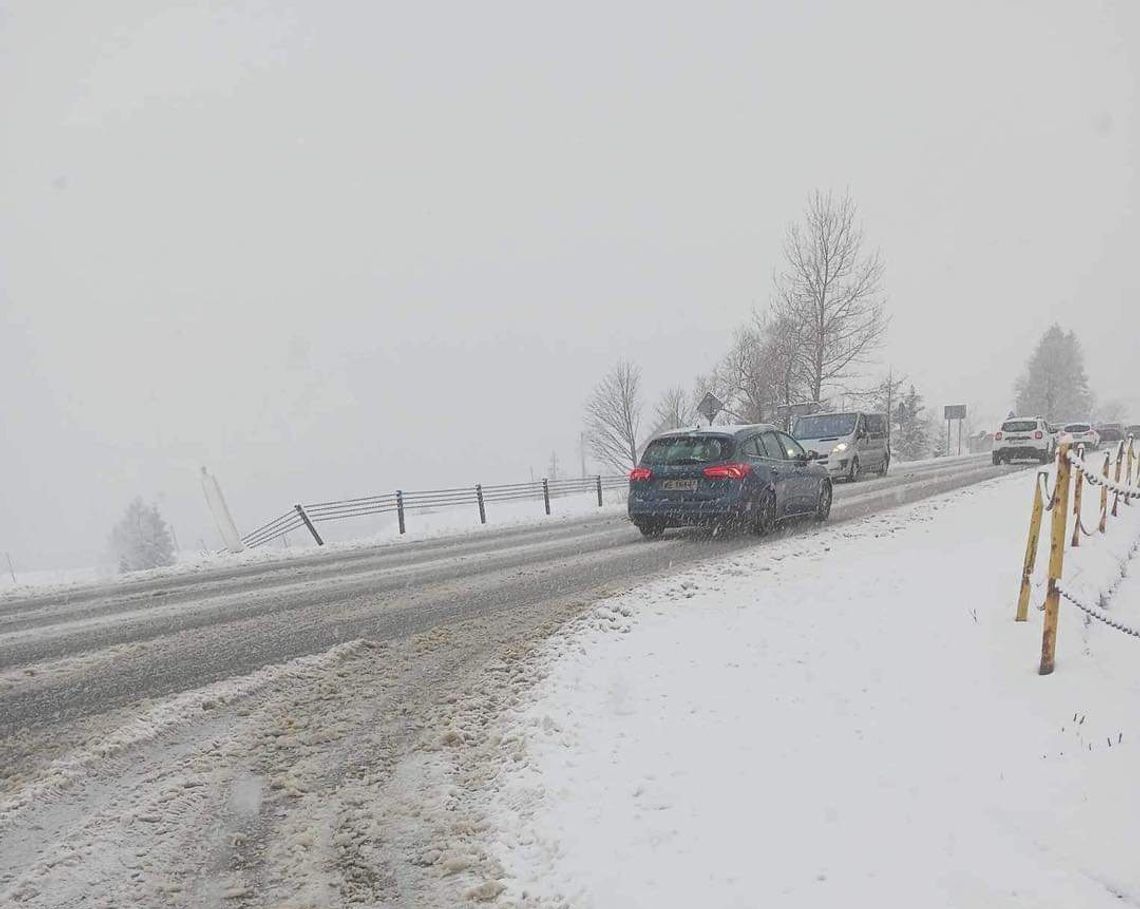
top-left (584, 360), bottom-right (643, 472)
top-left (652, 385), bottom-right (692, 435)
top-left (773, 190), bottom-right (889, 402)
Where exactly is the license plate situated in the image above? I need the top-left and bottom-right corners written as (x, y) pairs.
top-left (662, 479), bottom-right (698, 491)
top-left (1009, 436), bottom-right (1029, 442)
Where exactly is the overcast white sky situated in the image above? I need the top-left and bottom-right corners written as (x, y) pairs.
top-left (2, 0), bottom-right (1138, 569)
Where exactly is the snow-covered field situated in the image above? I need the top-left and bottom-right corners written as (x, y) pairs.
top-left (483, 469), bottom-right (1140, 907)
top-left (0, 488), bottom-right (626, 598)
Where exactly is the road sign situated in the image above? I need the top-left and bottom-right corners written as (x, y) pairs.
top-left (944, 405), bottom-right (967, 456)
top-left (697, 392), bottom-right (724, 425)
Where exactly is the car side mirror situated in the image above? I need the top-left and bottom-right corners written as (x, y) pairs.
top-left (806, 450), bottom-right (820, 460)
top-left (795, 451), bottom-right (811, 464)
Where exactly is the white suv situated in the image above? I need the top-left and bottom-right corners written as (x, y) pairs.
top-left (1062, 422), bottom-right (1100, 450)
top-left (993, 417), bottom-right (1054, 465)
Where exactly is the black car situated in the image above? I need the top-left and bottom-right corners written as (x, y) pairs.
top-left (628, 425), bottom-right (832, 538)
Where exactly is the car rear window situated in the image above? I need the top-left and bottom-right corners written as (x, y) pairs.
top-left (641, 435), bottom-right (732, 465)
top-left (1065, 423), bottom-right (1091, 432)
top-left (1001, 420), bottom-right (1038, 432)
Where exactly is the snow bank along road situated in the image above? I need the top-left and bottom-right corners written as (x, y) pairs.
top-left (0, 454), bottom-right (1019, 906)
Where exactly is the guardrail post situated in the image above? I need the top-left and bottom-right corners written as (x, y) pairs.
top-left (596, 474), bottom-right (603, 507)
top-left (1040, 443), bottom-right (1072, 675)
top-left (1099, 453), bottom-right (1110, 533)
top-left (1017, 472), bottom-right (1047, 621)
top-left (1127, 440), bottom-right (1135, 489)
top-left (542, 478), bottom-right (551, 515)
top-left (294, 504), bottom-right (324, 546)
top-left (396, 490), bottom-right (406, 534)
top-left (476, 484), bottom-right (486, 524)
top-left (1070, 450), bottom-right (1084, 548)
top-left (1112, 444), bottom-right (1124, 517)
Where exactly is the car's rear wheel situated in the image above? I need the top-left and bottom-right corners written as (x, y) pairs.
top-left (815, 480), bottom-right (833, 522)
top-left (750, 492), bottom-right (777, 536)
top-left (992, 453), bottom-right (1003, 466)
top-left (635, 520), bottom-right (666, 539)
top-left (847, 457), bottom-right (861, 483)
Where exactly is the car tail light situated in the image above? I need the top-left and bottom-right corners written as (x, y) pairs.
top-left (1034, 431), bottom-right (1043, 440)
top-left (703, 462), bottom-right (752, 480)
top-left (994, 432), bottom-right (1003, 441)
top-left (629, 467), bottom-right (653, 482)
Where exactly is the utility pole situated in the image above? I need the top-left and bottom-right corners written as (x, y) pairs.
top-left (579, 432), bottom-right (587, 478)
top-left (4, 552), bottom-right (15, 585)
top-left (548, 450), bottom-right (559, 481)
top-left (885, 368), bottom-right (893, 452)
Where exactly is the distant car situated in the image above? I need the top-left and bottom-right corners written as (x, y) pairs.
top-left (1126, 424), bottom-right (1140, 440)
top-left (1063, 422), bottom-right (1100, 450)
top-left (790, 410), bottom-right (890, 481)
top-left (1096, 423), bottom-right (1125, 445)
top-left (628, 425), bottom-right (832, 537)
top-left (993, 417), bottom-right (1054, 465)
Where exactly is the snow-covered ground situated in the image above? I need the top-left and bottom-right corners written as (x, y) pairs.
top-left (1, 456), bottom-right (991, 600)
top-left (0, 488), bottom-right (626, 598)
top-left (484, 469), bottom-right (1140, 907)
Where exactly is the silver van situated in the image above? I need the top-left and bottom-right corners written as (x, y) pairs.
top-left (791, 411), bottom-right (890, 481)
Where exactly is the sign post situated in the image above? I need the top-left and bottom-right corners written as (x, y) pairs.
top-left (697, 392), bottom-right (724, 426)
top-left (944, 405), bottom-right (967, 456)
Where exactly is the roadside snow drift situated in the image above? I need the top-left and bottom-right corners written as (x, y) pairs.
top-left (486, 470), bottom-right (1140, 907)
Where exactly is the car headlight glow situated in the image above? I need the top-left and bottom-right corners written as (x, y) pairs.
top-left (833, 442), bottom-right (848, 453)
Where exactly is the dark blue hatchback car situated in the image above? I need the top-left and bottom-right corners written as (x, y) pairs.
top-left (627, 424), bottom-right (832, 537)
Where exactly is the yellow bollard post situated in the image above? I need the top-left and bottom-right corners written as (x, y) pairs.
top-left (1099, 452), bottom-right (1110, 533)
top-left (1017, 472), bottom-right (1047, 621)
top-left (1070, 453), bottom-right (1084, 548)
top-left (1040, 442), bottom-right (1072, 675)
top-left (1126, 442), bottom-right (1134, 505)
top-left (1112, 443), bottom-right (1124, 517)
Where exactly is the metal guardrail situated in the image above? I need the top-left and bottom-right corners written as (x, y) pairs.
top-left (240, 474), bottom-right (630, 549)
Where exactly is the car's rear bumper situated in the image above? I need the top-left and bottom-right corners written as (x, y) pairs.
top-left (627, 494), bottom-right (755, 525)
top-left (995, 446), bottom-right (1050, 460)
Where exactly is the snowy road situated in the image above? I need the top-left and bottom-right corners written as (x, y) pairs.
top-left (0, 453), bottom-right (1022, 906)
top-left (1, 454), bottom-right (1010, 737)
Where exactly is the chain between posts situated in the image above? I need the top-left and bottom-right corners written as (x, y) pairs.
top-left (1057, 584), bottom-right (1140, 639)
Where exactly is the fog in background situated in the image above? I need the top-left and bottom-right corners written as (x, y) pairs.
top-left (2, 0), bottom-right (1138, 570)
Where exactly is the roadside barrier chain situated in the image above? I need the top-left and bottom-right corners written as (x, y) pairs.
top-left (1068, 451), bottom-right (1140, 500)
top-left (1056, 583), bottom-right (1140, 639)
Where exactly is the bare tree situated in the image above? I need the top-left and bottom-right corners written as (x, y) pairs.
top-left (652, 385), bottom-right (691, 434)
top-left (757, 312), bottom-right (808, 424)
top-left (719, 326), bottom-right (769, 422)
top-left (585, 360), bottom-right (643, 471)
top-left (844, 368), bottom-right (907, 444)
top-left (707, 314), bottom-right (808, 427)
top-left (774, 190), bottom-right (888, 402)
